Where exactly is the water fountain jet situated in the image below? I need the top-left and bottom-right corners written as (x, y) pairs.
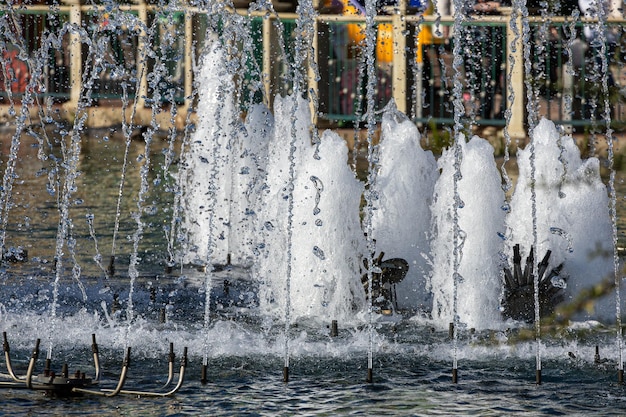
top-left (0, 0), bottom-right (625, 411)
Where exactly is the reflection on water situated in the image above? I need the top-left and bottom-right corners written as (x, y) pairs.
top-left (1, 127), bottom-right (174, 278)
top-left (3, 128), bottom-right (624, 280)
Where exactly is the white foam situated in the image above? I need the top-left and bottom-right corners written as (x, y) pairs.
top-left (256, 95), bottom-right (366, 323)
top-left (507, 118), bottom-right (616, 321)
top-left (430, 135), bottom-right (506, 330)
top-left (180, 39), bottom-right (238, 266)
top-left (180, 40), bottom-right (273, 269)
top-left (180, 53), bottom-right (617, 329)
top-left (371, 103), bottom-right (438, 311)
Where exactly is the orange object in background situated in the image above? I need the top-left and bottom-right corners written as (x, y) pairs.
top-left (1, 49), bottom-right (29, 93)
top-left (340, 0), bottom-right (395, 63)
top-left (338, 0), bottom-right (441, 65)
top-left (416, 2), bottom-right (443, 64)
top-left (376, 23), bottom-right (393, 63)
top-left (341, 0), bottom-right (366, 45)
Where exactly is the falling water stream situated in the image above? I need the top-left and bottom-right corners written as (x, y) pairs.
top-left (196, 46), bottom-right (225, 372)
top-left (44, 11), bottom-right (121, 359)
top-left (512, 0), bottom-right (543, 381)
top-left (449, 0), bottom-right (469, 382)
top-left (110, 78), bottom-right (135, 279)
top-left (362, 0), bottom-right (380, 382)
top-left (592, 0), bottom-right (625, 378)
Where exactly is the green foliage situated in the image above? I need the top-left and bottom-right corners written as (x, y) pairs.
top-left (423, 120), bottom-right (453, 156)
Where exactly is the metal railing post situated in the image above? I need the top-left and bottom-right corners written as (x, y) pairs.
top-left (504, 8), bottom-right (526, 139)
top-left (561, 20), bottom-right (574, 134)
top-left (561, 62), bottom-right (573, 133)
top-left (136, 0), bottom-right (148, 111)
top-left (309, 16), bottom-right (319, 125)
top-left (184, 4), bottom-right (194, 115)
top-left (262, 15), bottom-right (272, 108)
top-left (392, 0), bottom-right (407, 113)
top-left (414, 18), bottom-right (424, 123)
top-left (62, 0), bottom-right (82, 117)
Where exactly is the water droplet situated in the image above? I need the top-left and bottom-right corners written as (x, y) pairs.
top-left (551, 276), bottom-right (567, 289)
top-left (550, 227), bottom-right (573, 253)
top-left (312, 246), bottom-right (325, 260)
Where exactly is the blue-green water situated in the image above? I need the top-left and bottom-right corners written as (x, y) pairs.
top-left (1, 128), bottom-right (626, 415)
top-left (1, 329), bottom-right (626, 416)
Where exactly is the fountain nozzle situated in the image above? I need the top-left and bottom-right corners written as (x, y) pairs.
top-left (201, 363), bottom-right (208, 385)
top-left (330, 320), bottom-right (338, 337)
top-left (108, 255), bottom-right (115, 276)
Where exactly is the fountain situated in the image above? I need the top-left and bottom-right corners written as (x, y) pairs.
top-left (0, 0), bottom-right (625, 412)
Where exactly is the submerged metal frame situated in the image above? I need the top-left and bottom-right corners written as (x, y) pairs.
top-left (0, 332), bottom-right (187, 397)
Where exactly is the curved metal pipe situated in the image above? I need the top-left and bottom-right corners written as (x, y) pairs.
top-left (0, 380), bottom-right (28, 388)
top-left (91, 334), bottom-right (101, 382)
top-left (0, 334), bottom-right (28, 388)
top-left (104, 346), bottom-right (188, 397)
top-left (102, 348), bottom-right (131, 397)
top-left (25, 339), bottom-right (40, 390)
top-left (1, 340), bottom-right (188, 397)
top-left (3, 332), bottom-right (21, 382)
top-left (162, 342), bottom-right (175, 388)
top-left (158, 346), bottom-right (187, 397)
top-left (73, 346), bottom-right (131, 397)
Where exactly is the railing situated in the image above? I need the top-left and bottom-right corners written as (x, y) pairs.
top-left (0, 1), bottom-right (196, 127)
top-left (1, 3), bottom-right (624, 135)
top-left (315, 12), bottom-right (626, 137)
